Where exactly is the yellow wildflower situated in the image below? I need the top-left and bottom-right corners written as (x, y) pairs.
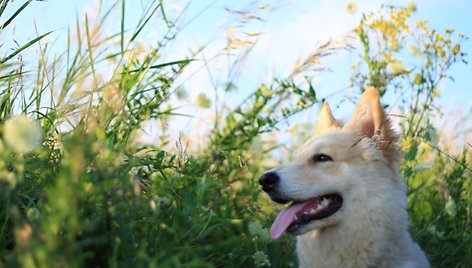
top-left (408, 44), bottom-right (424, 58)
top-left (452, 44), bottom-right (460, 55)
top-left (406, 2), bottom-right (417, 12)
top-left (258, 3), bottom-right (270, 10)
top-left (435, 44), bottom-right (445, 57)
top-left (260, 84), bottom-right (273, 97)
top-left (412, 73), bottom-right (423, 85)
top-left (387, 61), bottom-right (405, 75)
top-left (196, 93), bottom-right (211, 108)
top-left (346, 3), bottom-right (358, 14)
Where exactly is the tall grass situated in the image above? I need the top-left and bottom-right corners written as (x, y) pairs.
top-left (0, 1), bottom-right (470, 267)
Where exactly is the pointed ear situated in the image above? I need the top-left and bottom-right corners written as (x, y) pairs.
top-left (315, 102), bottom-right (341, 135)
top-left (345, 88), bottom-right (400, 164)
top-left (344, 88), bottom-right (387, 137)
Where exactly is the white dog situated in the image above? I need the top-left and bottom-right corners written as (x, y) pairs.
top-left (259, 89), bottom-right (429, 268)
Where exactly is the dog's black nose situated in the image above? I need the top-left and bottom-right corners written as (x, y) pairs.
top-left (259, 171), bottom-right (280, 191)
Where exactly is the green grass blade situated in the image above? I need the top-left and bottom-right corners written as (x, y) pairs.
top-left (98, 1), bottom-right (119, 25)
top-left (129, 2), bottom-right (161, 43)
top-left (0, 0), bottom-right (31, 31)
top-left (159, 0), bottom-right (169, 27)
top-left (126, 59), bottom-right (193, 73)
top-left (121, 0), bottom-right (125, 55)
top-left (0, 71), bottom-right (30, 80)
top-left (84, 14), bottom-right (96, 77)
top-left (0, 30), bottom-right (52, 65)
top-left (75, 10), bottom-right (82, 49)
top-left (0, 0), bottom-right (9, 19)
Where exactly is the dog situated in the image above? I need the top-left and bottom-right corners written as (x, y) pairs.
top-left (259, 89), bottom-right (429, 268)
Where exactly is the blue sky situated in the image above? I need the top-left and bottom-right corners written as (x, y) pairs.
top-left (5, 0), bottom-right (472, 145)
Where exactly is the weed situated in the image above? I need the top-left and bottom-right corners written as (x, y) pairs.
top-left (0, 1), bottom-right (470, 267)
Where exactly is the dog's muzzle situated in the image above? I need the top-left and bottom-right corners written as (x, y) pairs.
top-left (259, 171), bottom-right (280, 192)
top-left (259, 171), bottom-right (291, 204)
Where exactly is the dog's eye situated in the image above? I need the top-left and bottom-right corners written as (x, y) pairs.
top-left (312, 153), bottom-right (333, 163)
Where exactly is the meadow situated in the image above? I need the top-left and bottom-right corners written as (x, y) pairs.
top-left (0, 1), bottom-right (470, 267)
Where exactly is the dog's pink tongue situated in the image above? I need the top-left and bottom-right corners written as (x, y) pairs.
top-left (270, 201), bottom-right (311, 239)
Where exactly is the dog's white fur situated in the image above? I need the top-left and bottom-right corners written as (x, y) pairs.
top-left (266, 89), bottom-right (429, 268)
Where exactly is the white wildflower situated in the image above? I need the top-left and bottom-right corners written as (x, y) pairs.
top-left (26, 208), bottom-right (40, 220)
top-left (445, 196), bottom-right (456, 217)
top-left (252, 250), bottom-right (271, 267)
top-left (248, 221), bottom-right (270, 241)
top-left (3, 115), bottom-right (43, 153)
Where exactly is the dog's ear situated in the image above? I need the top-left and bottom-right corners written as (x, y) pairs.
top-left (315, 102), bottom-right (341, 135)
top-left (345, 88), bottom-right (385, 138)
top-left (345, 88), bottom-right (398, 160)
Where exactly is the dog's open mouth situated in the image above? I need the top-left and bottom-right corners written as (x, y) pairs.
top-left (270, 194), bottom-right (343, 239)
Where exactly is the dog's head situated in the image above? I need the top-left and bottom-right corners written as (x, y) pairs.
top-left (260, 89), bottom-right (401, 239)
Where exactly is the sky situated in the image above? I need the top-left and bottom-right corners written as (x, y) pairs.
top-left (4, 0), bottom-right (472, 147)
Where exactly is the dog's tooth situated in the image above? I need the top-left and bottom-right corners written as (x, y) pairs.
top-left (315, 198), bottom-right (330, 211)
top-left (320, 198), bottom-right (330, 207)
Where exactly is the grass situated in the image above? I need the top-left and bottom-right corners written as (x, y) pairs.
top-left (0, 1), bottom-right (470, 267)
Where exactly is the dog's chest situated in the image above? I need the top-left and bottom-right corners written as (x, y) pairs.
top-left (295, 230), bottom-right (381, 268)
